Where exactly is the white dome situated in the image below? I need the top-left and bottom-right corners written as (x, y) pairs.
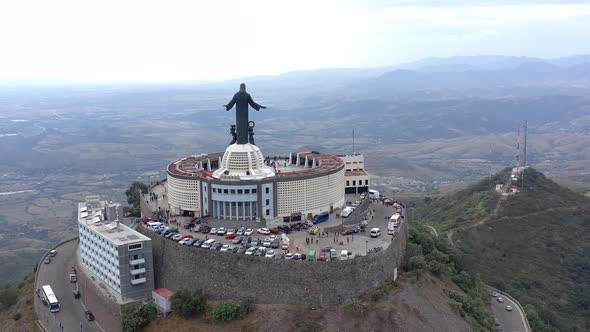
top-left (212, 143), bottom-right (275, 180)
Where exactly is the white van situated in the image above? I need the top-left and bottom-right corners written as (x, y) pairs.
top-left (368, 189), bottom-right (380, 199)
top-left (147, 221), bottom-right (163, 229)
top-left (201, 239), bottom-right (216, 248)
top-left (370, 228), bottom-right (381, 238)
top-left (340, 250), bottom-right (349, 260)
top-left (341, 206), bottom-right (354, 218)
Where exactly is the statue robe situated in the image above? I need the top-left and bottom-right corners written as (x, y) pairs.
top-left (225, 91), bottom-right (263, 144)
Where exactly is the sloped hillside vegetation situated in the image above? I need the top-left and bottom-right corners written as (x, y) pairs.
top-left (413, 168), bottom-right (590, 331)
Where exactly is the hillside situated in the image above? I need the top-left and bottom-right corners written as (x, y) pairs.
top-left (412, 168), bottom-right (590, 331)
top-left (145, 275), bottom-right (471, 332)
top-left (0, 272), bottom-right (36, 332)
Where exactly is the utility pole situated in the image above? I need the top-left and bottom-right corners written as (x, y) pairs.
top-left (352, 129), bottom-right (355, 155)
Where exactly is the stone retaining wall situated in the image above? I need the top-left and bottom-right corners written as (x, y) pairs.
top-left (138, 219), bottom-right (407, 307)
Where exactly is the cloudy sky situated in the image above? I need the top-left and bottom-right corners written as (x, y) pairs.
top-left (1, 0), bottom-right (589, 82)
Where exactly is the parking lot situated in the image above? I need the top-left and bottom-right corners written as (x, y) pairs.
top-left (142, 193), bottom-right (405, 260)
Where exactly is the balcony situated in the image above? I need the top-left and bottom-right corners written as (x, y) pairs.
top-left (130, 268), bottom-right (146, 275)
top-left (130, 277), bottom-right (146, 285)
top-left (129, 258), bottom-right (145, 265)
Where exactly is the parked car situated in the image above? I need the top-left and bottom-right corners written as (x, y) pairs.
top-left (217, 227), bottom-right (227, 236)
top-left (236, 227), bottom-right (245, 235)
top-left (506, 305), bottom-right (513, 311)
top-left (265, 250), bottom-right (276, 258)
top-left (166, 231), bottom-right (179, 239)
top-left (497, 297), bottom-right (504, 303)
top-left (49, 250), bottom-right (58, 257)
top-left (232, 236), bottom-right (244, 244)
top-left (262, 238), bottom-right (272, 247)
top-left (210, 242), bottom-right (223, 251)
top-left (370, 228), bottom-right (381, 238)
top-left (341, 229), bottom-right (353, 235)
top-left (225, 233), bottom-right (238, 239)
top-left (293, 253), bottom-right (302, 260)
top-left (193, 239), bottom-right (205, 247)
top-left (43, 257), bottom-right (51, 264)
top-left (251, 238), bottom-right (260, 247)
top-left (254, 247), bottom-right (267, 256)
top-left (172, 233), bottom-right (184, 241)
top-left (318, 254), bottom-right (329, 261)
top-left (226, 229), bottom-right (235, 235)
top-left (490, 292), bottom-right (499, 297)
top-left (200, 225), bottom-right (211, 233)
top-left (237, 247), bottom-right (247, 254)
top-left (277, 225), bottom-right (292, 234)
top-left (220, 244), bottom-right (231, 252)
top-left (271, 239), bottom-right (280, 249)
top-left (270, 227), bottom-right (281, 234)
top-left (284, 253), bottom-right (295, 260)
top-left (308, 226), bottom-right (320, 235)
top-left (73, 289), bottom-right (80, 299)
top-left (245, 247), bottom-right (257, 255)
top-left (201, 239), bottom-right (216, 249)
top-left (257, 228), bottom-right (271, 235)
top-left (231, 246), bottom-right (240, 253)
top-left (84, 310), bottom-right (95, 321)
top-left (209, 227), bottom-right (218, 235)
top-left (178, 236), bottom-right (194, 244)
top-left (244, 228), bottom-right (254, 236)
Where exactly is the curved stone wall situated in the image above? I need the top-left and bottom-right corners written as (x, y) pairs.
top-left (138, 220), bottom-right (407, 307)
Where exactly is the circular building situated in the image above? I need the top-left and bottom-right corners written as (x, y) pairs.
top-left (167, 143), bottom-right (346, 223)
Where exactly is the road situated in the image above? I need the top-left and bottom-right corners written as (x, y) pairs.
top-left (35, 240), bottom-right (102, 332)
top-left (426, 225), bottom-right (529, 332)
top-left (489, 289), bottom-right (530, 332)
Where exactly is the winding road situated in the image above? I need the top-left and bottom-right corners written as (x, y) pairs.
top-left (35, 240), bottom-right (102, 332)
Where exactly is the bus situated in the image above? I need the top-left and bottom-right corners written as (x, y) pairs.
top-left (41, 285), bottom-right (60, 312)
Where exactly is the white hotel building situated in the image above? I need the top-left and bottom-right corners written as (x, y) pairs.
top-left (77, 196), bottom-right (154, 300)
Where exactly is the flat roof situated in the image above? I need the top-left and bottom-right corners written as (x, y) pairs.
top-left (153, 288), bottom-right (175, 299)
top-left (345, 170), bottom-right (368, 177)
top-left (78, 201), bottom-right (150, 246)
top-left (167, 150), bottom-right (344, 181)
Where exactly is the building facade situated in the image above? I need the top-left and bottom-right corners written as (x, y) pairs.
top-left (77, 196), bottom-right (155, 300)
top-left (167, 148), bottom-right (348, 222)
top-left (339, 154), bottom-right (370, 194)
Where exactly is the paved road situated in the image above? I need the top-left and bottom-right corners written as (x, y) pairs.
top-left (35, 240), bottom-right (102, 332)
top-left (489, 290), bottom-right (529, 332)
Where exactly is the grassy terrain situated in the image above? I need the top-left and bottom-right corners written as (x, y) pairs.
top-left (412, 168), bottom-right (590, 331)
top-left (0, 272), bottom-right (36, 332)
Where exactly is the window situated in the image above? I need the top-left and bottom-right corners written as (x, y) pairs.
top-left (265, 187), bottom-right (269, 194)
top-left (266, 199), bottom-right (270, 205)
top-left (245, 189), bottom-right (250, 194)
top-left (266, 209), bottom-right (270, 216)
top-left (230, 189), bottom-right (236, 194)
top-left (353, 180), bottom-right (356, 186)
top-left (237, 189), bottom-right (243, 194)
top-left (365, 180), bottom-right (369, 185)
top-left (252, 189), bottom-right (257, 194)
top-left (128, 243), bottom-right (142, 251)
top-left (346, 181), bottom-right (350, 186)
top-left (224, 189), bottom-right (228, 194)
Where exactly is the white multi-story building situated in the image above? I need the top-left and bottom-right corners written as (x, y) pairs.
top-left (77, 196), bottom-right (154, 300)
top-left (339, 154), bottom-right (370, 194)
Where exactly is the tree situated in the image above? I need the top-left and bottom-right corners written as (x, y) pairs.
top-left (124, 181), bottom-right (148, 217)
top-left (171, 289), bottom-right (208, 318)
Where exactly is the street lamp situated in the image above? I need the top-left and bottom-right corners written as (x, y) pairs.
top-left (366, 240), bottom-right (368, 255)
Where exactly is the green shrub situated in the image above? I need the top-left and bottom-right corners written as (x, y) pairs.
top-left (342, 298), bottom-right (367, 316)
top-left (171, 288), bottom-right (208, 318)
top-left (122, 302), bottom-right (160, 331)
top-left (212, 301), bottom-right (241, 322)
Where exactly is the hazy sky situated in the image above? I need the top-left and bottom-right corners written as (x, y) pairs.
top-left (1, 0), bottom-right (589, 82)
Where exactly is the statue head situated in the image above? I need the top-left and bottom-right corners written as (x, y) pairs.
top-left (240, 83), bottom-right (246, 91)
